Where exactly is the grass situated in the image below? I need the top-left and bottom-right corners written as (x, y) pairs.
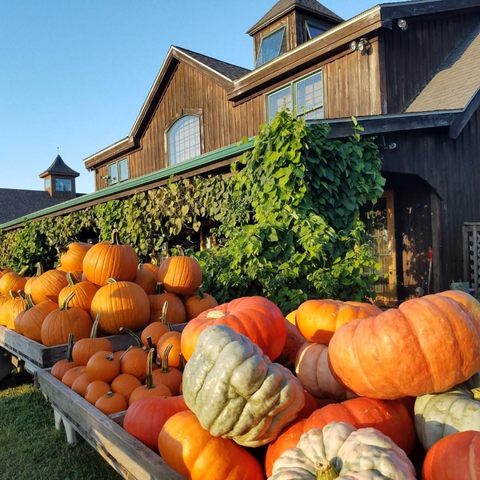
top-left (0, 380), bottom-right (121, 480)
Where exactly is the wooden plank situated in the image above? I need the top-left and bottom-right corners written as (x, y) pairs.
top-left (36, 370), bottom-right (184, 480)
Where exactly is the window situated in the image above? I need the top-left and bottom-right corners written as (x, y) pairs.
top-left (265, 69), bottom-right (324, 121)
top-left (167, 115), bottom-right (201, 165)
top-left (108, 158), bottom-right (129, 186)
top-left (54, 178), bottom-right (73, 192)
top-left (306, 21), bottom-right (326, 40)
top-left (255, 26), bottom-right (287, 68)
top-left (44, 178), bottom-right (51, 189)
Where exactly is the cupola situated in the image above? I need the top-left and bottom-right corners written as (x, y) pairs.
top-left (39, 155), bottom-right (79, 199)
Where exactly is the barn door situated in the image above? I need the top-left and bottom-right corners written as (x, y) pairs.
top-left (362, 190), bottom-right (398, 307)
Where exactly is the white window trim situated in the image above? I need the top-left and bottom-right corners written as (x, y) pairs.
top-left (108, 158), bottom-right (129, 186)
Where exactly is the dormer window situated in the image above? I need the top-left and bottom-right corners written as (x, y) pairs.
top-left (306, 21), bottom-right (326, 40)
top-left (255, 25), bottom-right (287, 68)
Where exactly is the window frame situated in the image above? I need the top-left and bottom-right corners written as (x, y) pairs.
top-left (54, 177), bottom-right (73, 193)
top-left (255, 24), bottom-right (287, 68)
top-left (305, 21), bottom-right (327, 41)
top-left (265, 68), bottom-right (324, 122)
top-left (107, 157), bottom-right (129, 186)
top-left (166, 114), bottom-right (202, 166)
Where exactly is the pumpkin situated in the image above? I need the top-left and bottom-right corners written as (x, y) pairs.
top-left (95, 391), bottom-right (127, 415)
top-left (133, 266), bottom-right (157, 295)
top-left (285, 310), bottom-right (297, 325)
top-left (265, 397), bottom-right (415, 476)
top-left (148, 283), bottom-right (186, 325)
top-left (296, 299), bottom-right (381, 345)
top-left (72, 314), bottom-right (113, 365)
top-left (111, 374), bottom-right (142, 403)
top-left (157, 331), bottom-right (182, 369)
top-left (0, 266), bottom-right (29, 296)
top-left (119, 328), bottom-right (148, 380)
top-left (58, 242), bottom-right (92, 272)
top-left (24, 263), bottom-right (44, 295)
top-left (296, 391), bottom-right (320, 420)
top-left (129, 349), bottom-right (172, 405)
top-left (158, 410), bottom-right (264, 480)
top-left (276, 319), bottom-right (305, 370)
top-left (71, 373), bottom-right (93, 397)
top-left (83, 228), bottom-right (138, 286)
top-left (181, 296), bottom-right (286, 362)
top-left (422, 430), bottom-right (480, 480)
top-left (151, 344), bottom-right (182, 395)
top-left (124, 396), bottom-right (189, 453)
top-left (141, 255), bottom-right (160, 278)
top-left (86, 350), bottom-right (120, 383)
top-left (113, 350), bottom-right (125, 361)
top-left (182, 324), bottom-right (305, 447)
top-left (51, 334), bottom-right (77, 380)
top-left (84, 381), bottom-right (111, 405)
top-left (415, 371), bottom-right (480, 451)
top-left (30, 269), bottom-right (68, 304)
top-left (140, 306), bottom-right (169, 348)
top-left (41, 292), bottom-right (93, 346)
top-left (437, 290), bottom-right (480, 323)
top-left (58, 273), bottom-right (98, 312)
top-left (0, 291), bottom-right (26, 330)
top-left (158, 250), bottom-right (202, 296)
top-left (20, 296), bottom-right (58, 343)
top-left (62, 366), bottom-right (86, 388)
top-left (295, 342), bottom-right (355, 401)
top-left (184, 288), bottom-right (218, 321)
top-left (0, 295), bottom-right (9, 310)
top-left (270, 422), bottom-right (416, 480)
top-left (90, 279), bottom-right (149, 335)
top-left (328, 292), bottom-right (480, 399)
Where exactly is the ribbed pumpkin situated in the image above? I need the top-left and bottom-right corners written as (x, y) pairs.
top-left (72, 314), bottom-right (113, 365)
top-left (181, 296), bottom-right (286, 361)
top-left (148, 283), bottom-right (186, 325)
top-left (83, 228), bottom-right (138, 286)
top-left (129, 349), bottom-right (172, 405)
top-left (270, 422), bottom-right (416, 480)
top-left (423, 431), bottom-right (480, 480)
top-left (133, 266), bottom-right (157, 295)
top-left (58, 242), bottom-right (92, 272)
top-left (158, 410), bottom-right (265, 480)
top-left (14, 293), bottom-right (33, 334)
top-left (184, 289), bottom-right (218, 321)
top-left (95, 391), bottom-right (127, 415)
top-left (90, 279), bottom-right (149, 334)
top-left (329, 291), bottom-right (480, 399)
top-left (0, 266), bottom-right (29, 296)
top-left (157, 331), bottom-right (182, 369)
top-left (151, 344), bottom-right (183, 395)
top-left (124, 396), bottom-right (189, 452)
top-left (41, 292), bottom-right (93, 346)
top-left (58, 273), bottom-right (98, 312)
top-left (0, 291), bottom-right (26, 330)
top-left (84, 381), bottom-right (111, 405)
top-left (86, 350), bottom-right (120, 383)
top-left (296, 299), bottom-right (381, 344)
top-left (158, 251), bottom-right (202, 296)
top-left (111, 374), bottom-right (142, 403)
top-left (183, 324), bottom-right (305, 447)
top-left (24, 263), bottom-right (44, 295)
top-left (62, 366), bottom-right (86, 388)
top-left (265, 396), bottom-right (415, 476)
top-left (30, 269), bottom-right (68, 304)
top-left (0, 295), bottom-right (9, 310)
top-left (437, 289), bottom-right (480, 323)
top-left (51, 334), bottom-right (77, 380)
top-left (71, 373), bottom-right (93, 397)
top-left (20, 296), bottom-right (58, 343)
top-left (141, 256), bottom-right (160, 278)
top-left (295, 342), bottom-right (356, 401)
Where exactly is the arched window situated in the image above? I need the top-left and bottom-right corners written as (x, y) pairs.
top-left (167, 115), bottom-right (201, 165)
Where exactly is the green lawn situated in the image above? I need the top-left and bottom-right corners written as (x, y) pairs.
top-left (0, 381), bottom-right (121, 480)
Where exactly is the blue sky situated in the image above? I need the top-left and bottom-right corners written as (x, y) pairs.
top-left (0, 0), bottom-right (379, 193)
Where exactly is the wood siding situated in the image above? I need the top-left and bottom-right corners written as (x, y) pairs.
top-left (383, 11), bottom-right (480, 113)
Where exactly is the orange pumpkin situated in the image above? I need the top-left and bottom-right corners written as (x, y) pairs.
top-left (62, 366), bottom-right (86, 388)
top-left (84, 380), bottom-right (111, 405)
top-left (133, 266), bottom-right (157, 295)
top-left (83, 228), bottom-right (138, 286)
top-left (58, 273), bottom-right (98, 312)
top-left (296, 299), bottom-right (381, 344)
top-left (119, 328), bottom-right (148, 381)
top-left (58, 242), bottom-right (92, 272)
top-left (140, 308), bottom-right (169, 348)
top-left (158, 251), bottom-right (202, 296)
top-left (72, 314), bottom-right (113, 365)
top-left (24, 263), bottom-right (44, 295)
top-left (95, 391), bottom-right (127, 415)
top-left (184, 289), bottom-right (218, 321)
top-left (0, 291), bottom-right (26, 330)
top-left (0, 266), bottom-right (29, 296)
top-left (276, 318), bottom-right (305, 370)
top-left (151, 344), bottom-right (182, 395)
top-left (30, 269), bottom-right (68, 304)
top-left (90, 279), bottom-right (150, 335)
top-left (157, 331), bottom-right (182, 369)
top-left (148, 283), bottom-right (186, 325)
top-left (329, 291), bottom-right (480, 399)
top-left (285, 309), bottom-right (297, 325)
top-left (71, 373), bottom-right (93, 396)
top-left (51, 333), bottom-right (77, 380)
top-left (20, 296), bottom-right (58, 343)
top-left (86, 350), bottom-right (120, 383)
top-left (141, 256), bottom-right (160, 278)
top-left (111, 374), bottom-right (142, 403)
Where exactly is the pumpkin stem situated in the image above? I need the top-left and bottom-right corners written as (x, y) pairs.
top-left (180, 352), bottom-right (186, 370)
top-left (106, 391), bottom-right (115, 398)
top-left (145, 348), bottom-right (155, 390)
top-left (149, 254), bottom-right (158, 266)
top-left (315, 460), bottom-right (339, 480)
top-left (35, 262), bottom-right (44, 277)
top-left (160, 301), bottom-right (168, 325)
top-left (161, 344), bottom-right (173, 373)
top-left (60, 291), bottom-right (76, 311)
top-left (57, 246), bottom-right (68, 255)
top-left (472, 388), bottom-right (480, 401)
top-left (167, 322), bottom-right (174, 332)
top-left (18, 266), bottom-right (29, 276)
top-left (206, 310), bottom-right (226, 319)
top-left (66, 333), bottom-right (74, 363)
top-left (146, 336), bottom-right (157, 363)
top-left (155, 282), bottom-right (165, 294)
top-left (17, 290), bottom-right (26, 300)
top-left (119, 346), bottom-right (133, 362)
top-left (24, 294), bottom-right (36, 311)
top-left (110, 228), bottom-right (123, 246)
top-left (90, 314), bottom-right (101, 339)
top-left (8, 290), bottom-right (17, 300)
top-left (196, 288), bottom-right (206, 300)
top-left (119, 327), bottom-right (144, 349)
top-left (105, 353), bottom-right (115, 362)
top-left (66, 272), bottom-right (79, 287)
top-left (175, 245), bottom-right (185, 256)
top-left (107, 278), bottom-right (119, 284)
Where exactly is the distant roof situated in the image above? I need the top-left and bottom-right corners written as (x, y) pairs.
top-left (407, 22), bottom-right (480, 113)
top-left (39, 155), bottom-right (80, 178)
top-left (174, 47), bottom-right (251, 80)
top-left (247, 0), bottom-right (344, 35)
top-left (0, 188), bottom-right (84, 224)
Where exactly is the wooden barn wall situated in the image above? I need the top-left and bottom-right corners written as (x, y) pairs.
top-left (383, 11), bottom-right (480, 114)
top-left (381, 107), bottom-right (480, 290)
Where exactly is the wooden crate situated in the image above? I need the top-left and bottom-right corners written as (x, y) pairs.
top-left (35, 369), bottom-right (184, 480)
top-left (0, 323), bottom-right (186, 373)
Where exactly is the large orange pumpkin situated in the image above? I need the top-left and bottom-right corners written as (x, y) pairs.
top-left (158, 411), bottom-right (264, 480)
top-left (158, 252), bottom-right (202, 296)
top-left (147, 283), bottom-right (186, 325)
top-left (90, 279), bottom-right (150, 334)
top-left (181, 296), bottom-right (286, 361)
top-left (83, 228), bottom-right (138, 286)
top-left (72, 314), bottom-right (113, 365)
top-left (58, 273), bottom-right (98, 312)
top-left (0, 266), bottom-right (29, 296)
top-left (58, 242), bottom-right (92, 272)
top-left (296, 299), bottom-right (381, 344)
top-left (30, 269), bottom-right (68, 304)
top-left (20, 295), bottom-right (58, 343)
top-left (265, 397), bottom-right (415, 476)
top-left (0, 291), bottom-right (26, 330)
top-left (24, 263), bottom-right (44, 295)
top-left (329, 291), bottom-right (480, 399)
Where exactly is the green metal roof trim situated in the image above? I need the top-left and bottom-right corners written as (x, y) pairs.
top-left (0, 138), bottom-right (255, 231)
